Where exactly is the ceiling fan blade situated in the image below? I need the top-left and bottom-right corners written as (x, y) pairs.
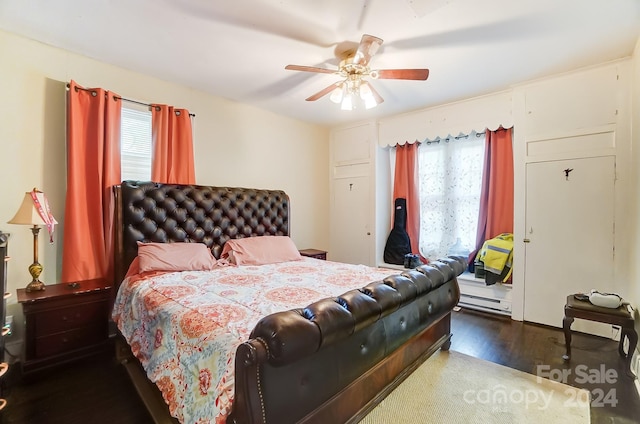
top-left (285, 65), bottom-right (337, 74)
top-left (352, 34), bottom-right (383, 66)
top-left (165, 1), bottom-right (337, 47)
top-left (367, 82), bottom-right (384, 105)
top-left (305, 82), bottom-right (342, 101)
top-left (374, 69), bottom-right (430, 80)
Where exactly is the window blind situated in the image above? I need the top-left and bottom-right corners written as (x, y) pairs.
top-left (121, 107), bottom-right (152, 181)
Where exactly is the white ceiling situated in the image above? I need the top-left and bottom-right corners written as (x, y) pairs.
top-left (1, 0), bottom-right (639, 127)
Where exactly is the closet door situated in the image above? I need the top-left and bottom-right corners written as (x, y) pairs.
top-left (330, 176), bottom-right (372, 265)
top-left (523, 156), bottom-right (615, 335)
top-left (330, 122), bottom-right (376, 266)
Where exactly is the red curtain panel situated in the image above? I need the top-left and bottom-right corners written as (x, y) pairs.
top-left (151, 105), bottom-right (195, 184)
top-left (62, 80), bottom-right (122, 283)
top-left (471, 127), bottom-right (514, 263)
top-left (393, 142), bottom-right (427, 263)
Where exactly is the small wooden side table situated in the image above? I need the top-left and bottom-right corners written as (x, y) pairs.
top-left (299, 249), bottom-right (327, 260)
top-left (562, 294), bottom-right (637, 378)
top-left (17, 278), bottom-right (112, 374)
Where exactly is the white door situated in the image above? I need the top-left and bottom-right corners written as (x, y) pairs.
top-left (330, 176), bottom-right (372, 265)
top-left (524, 156), bottom-right (615, 335)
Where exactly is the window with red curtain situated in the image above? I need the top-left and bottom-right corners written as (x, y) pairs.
top-left (63, 82), bottom-right (196, 284)
top-left (408, 127), bottom-right (513, 265)
top-left (120, 104), bottom-right (196, 184)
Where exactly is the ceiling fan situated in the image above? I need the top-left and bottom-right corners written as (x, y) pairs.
top-left (285, 34), bottom-right (429, 110)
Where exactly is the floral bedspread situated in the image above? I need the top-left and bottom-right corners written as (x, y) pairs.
top-left (111, 258), bottom-right (397, 424)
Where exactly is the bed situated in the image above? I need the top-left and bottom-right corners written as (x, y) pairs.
top-left (112, 180), bottom-right (465, 424)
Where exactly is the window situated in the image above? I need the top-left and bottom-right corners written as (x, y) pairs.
top-left (418, 132), bottom-right (485, 260)
top-left (121, 106), bottom-right (152, 181)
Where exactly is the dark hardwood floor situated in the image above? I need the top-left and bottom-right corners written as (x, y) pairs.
top-left (0, 308), bottom-right (638, 424)
top-left (451, 308), bottom-right (640, 424)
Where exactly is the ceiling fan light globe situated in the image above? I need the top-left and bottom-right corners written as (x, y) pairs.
top-left (329, 85), bottom-right (344, 103)
top-left (359, 82), bottom-right (372, 98)
top-left (359, 82), bottom-right (379, 109)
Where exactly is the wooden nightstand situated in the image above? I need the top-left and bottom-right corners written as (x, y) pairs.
top-left (17, 278), bottom-right (112, 374)
top-left (299, 249), bottom-right (327, 260)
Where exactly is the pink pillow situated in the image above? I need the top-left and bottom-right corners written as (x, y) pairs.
top-left (221, 236), bottom-right (302, 265)
top-left (124, 256), bottom-right (141, 278)
top-left (137, 241), bottom-right (217, 272)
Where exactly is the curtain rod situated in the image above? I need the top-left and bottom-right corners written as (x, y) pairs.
top-left (452, 132), bottom-right (483, 140)
top-left (425, 131), bottom-right (484, 144)
top-left (66, 83), bottom-right (196, 117)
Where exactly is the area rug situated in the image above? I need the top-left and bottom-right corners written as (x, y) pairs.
top-left (360, 350), bottom-right (590, 424)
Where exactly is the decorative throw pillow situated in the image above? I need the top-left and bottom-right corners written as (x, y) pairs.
top-left (137, 241), bottom-right (217, 272)
top-left (221, 236), bottom-right (302, 265)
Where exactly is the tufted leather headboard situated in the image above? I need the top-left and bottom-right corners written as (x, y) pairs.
top-left (113, 180), bottom-right (290, 287)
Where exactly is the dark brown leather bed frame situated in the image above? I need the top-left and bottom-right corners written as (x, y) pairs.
top-left (113, 181), bottom-right (464, 424)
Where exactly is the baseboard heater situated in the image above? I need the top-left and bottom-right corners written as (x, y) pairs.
top-left (456, 272), bottom-right (512, 316)
top-left (458, 293), bottom-right (512, 316)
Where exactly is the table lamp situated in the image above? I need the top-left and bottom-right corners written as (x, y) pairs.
top-left (7, 188), bottom-right (57, 292)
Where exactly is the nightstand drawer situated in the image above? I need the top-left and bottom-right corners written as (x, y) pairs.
top-left (34, 302), bottom-right (107, 335)
top-left (35, 326), bottom-right (106, 358)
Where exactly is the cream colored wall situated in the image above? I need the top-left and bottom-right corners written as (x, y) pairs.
top-left (630, 37), bottom-right (640, 366)
top-left (0, 30), bottom-right (329, 345)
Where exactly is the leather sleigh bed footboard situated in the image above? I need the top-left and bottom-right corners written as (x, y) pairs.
top-left (229, 258), bottom-right (464, 424)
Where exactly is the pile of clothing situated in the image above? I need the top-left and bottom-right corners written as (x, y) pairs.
top-left (476, 233), bottom-right (513, 285)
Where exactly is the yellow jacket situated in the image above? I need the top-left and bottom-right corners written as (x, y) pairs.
top-left (478, 233), bottom-right (513, 282)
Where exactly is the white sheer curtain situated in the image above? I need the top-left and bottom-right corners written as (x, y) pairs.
top-left (418, 131), bottom-right (485, 260)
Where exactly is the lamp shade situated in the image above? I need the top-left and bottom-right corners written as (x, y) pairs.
top-left (8, 190), bottom-right (58, 226)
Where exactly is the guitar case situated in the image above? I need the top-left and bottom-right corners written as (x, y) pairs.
top-left (383, 198), bottom-right (412, 265)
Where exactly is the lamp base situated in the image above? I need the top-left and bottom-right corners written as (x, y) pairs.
top-left (25, 280), bottom-right (45, 292)
top-left (27, 258), bottom-right (44, 292)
